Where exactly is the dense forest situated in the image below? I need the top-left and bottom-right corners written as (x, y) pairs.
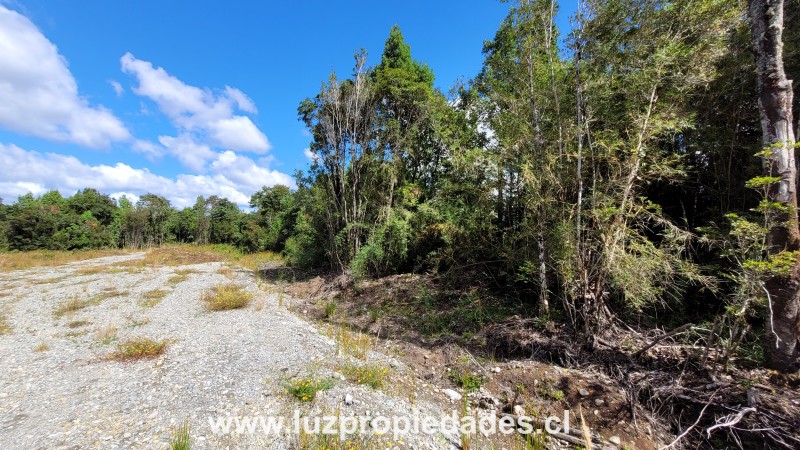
top-left (2, 0), bottom-right (799, 385)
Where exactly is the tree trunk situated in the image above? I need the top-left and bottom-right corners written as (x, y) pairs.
top-left (749, 0), bottom-right (800, 372)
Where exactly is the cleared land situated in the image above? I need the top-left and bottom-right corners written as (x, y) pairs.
top-left (0, 251), bottom-right (458, 449)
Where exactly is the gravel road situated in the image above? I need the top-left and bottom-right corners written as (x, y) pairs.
top-left (0, 253), bottom-right (458, 449)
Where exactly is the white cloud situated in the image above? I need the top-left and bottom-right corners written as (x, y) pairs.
top-left (0, 143), bottom-right (294, 208)
top-left (109, 80), bottom-right (124, 96)
top-left (157, 134), bottom-right (217, 173)
top-left (131, 139), bottom-right (162, 158)
top-left (303, 148), bottom-right (320, 162)
top-left (120, 53), bottom-right (270, 154)
top-left (108, 191), bottom-right (140, 204)
top-left (224, 86), bottom-right (257, 114)
top-left (0, 6), bottom-right (130, 148)
top-left (209, 150), bottom-right (293, 193)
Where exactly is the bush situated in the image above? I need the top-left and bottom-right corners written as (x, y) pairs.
top-left (284, 212), bottom-right (326, 269)
top-left (111, 337), bottom-right (168, 360)
top-left (202, 284), bottom-right (253, 311)
top-left (449, 368), bottom-right (486, 392)
top-left (352, 208), bottom-right (412, 278)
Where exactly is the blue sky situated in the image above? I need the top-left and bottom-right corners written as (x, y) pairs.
top-left (0, 0), bottom-right (576, 208)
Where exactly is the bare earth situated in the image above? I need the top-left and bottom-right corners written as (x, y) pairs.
top-left (0, 253), bottom-right (457, 449)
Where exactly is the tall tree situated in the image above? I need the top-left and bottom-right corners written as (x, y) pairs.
top-left (748, 0), bottom-right (800, 372)
top-left (476, 0), bottom-right (567, 315)
top-left (299, 52), bottom-right (380, 271)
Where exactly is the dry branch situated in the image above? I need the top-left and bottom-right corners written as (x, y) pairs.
top-left (635, 323), bottom-right (693, 358)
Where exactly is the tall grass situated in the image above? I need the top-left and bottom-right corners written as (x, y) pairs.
top-left (0, 249), bottom-right (128, 272)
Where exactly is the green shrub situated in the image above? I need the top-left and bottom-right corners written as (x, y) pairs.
top-left (449, 368), bottom-right (486, 392)
top-left (285, 376), bottom-right (334, 402)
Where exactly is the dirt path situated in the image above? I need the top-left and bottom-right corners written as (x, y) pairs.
top-left (0, 254), bottom-right (455, 449)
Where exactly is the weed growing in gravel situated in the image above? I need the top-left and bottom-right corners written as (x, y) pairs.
top-left (74, 266), bottom-right (106, 276)
top-left (67, 320), bottom-right (91, 328)
top-left (128, 317), bottom-right (151, 328)
top-left (449, 369), bottom-right (486, 392)
top-left (217, 266), bottom-right (235, 279)
top-left (0, 313), bottom-right (11, 335)
top-left (169, 420), bottom-right (190, 450)
top-left (96, 289), bottom-right (126, 301)
top-left (56, 289), bottom-right (127, 318)
top-left (34, 342), bottom-right (50, 352)
top-left (339, 363), bottom-right (391, 389)
top-left (328, 324), bottom-right (372, 359)
top-left (65, 329), bottom-right (90, 337)
top-left (202, 283), bottom-right (253, 311)
top-left (294, 430), bottom-right (376, 450)
top-left (139, 289), bottom-right (168, 308)
top-left (253, 298), bottom-right (266, 311)
top-left (111, 337), bottom-right (168, 361)
top-left (168, 269), bottom-right (198, 284)
top-left (53, 297), bottom-right (94, 318)
top-left (95, 326), bottom-right (118, 345)
top-left (285, 376), bottom-right (334, 402)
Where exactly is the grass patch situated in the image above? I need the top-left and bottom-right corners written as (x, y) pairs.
top-left (322, 299), bottom-right (337, 319)
top-left (0, 249), bottom-right (128, 272)
top-left (139, 289), bottom-right (168, 308)
top-left (53, 297), bottom-right (95, 318)
top-left (0, 313), bottom-right (11, 335)
top-left (96, 288), bottom-right (126, 300)
top-left (340, 363), bottom-right (391, 389)
top-left (449, 368), bottom-right (486, 392)
top-left (67, 320), bottom-right (91, 328)
top-left (74, 266), bottom-right (106, 276)
top-left (168, 269), bottom-right (198, 284)
top-left (53, 290), bottom-right (123, 318)
top-left (34, 342), bottom-right (50, 352)
top-left (65, 329), bottom-right (90, 337)
top-left (237, 251), bottom-right (283, 272)
top-left (285, 376), bottom-right (335, 402)
top-left (327, 324), bottom-right (372, 360)
top-left (140, 244), bottom-right (238, 267)
top-left (202, 283), bottom-right (253, 311)
top-left (169, 420), bottom-right (190, 450)
top-left (111, 337), bottom-right (169, 361)
top-left (538, 381), bottom-right (565, 401)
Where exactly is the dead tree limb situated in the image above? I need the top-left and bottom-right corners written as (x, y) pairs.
top-left (635, 323), bottom-right (693, 358)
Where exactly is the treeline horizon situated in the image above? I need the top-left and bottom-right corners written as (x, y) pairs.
top-left (2, 0), bottom-right (799, 382)
top-left (0, 186), bottom-right (296, 253)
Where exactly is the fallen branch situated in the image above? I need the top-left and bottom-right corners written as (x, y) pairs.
top-left (706, 407), bottom-right (757, 438)
top-left (635, 323), bottom-right (693, 358)
top-left (660, 391), bottom-right (716, 450)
